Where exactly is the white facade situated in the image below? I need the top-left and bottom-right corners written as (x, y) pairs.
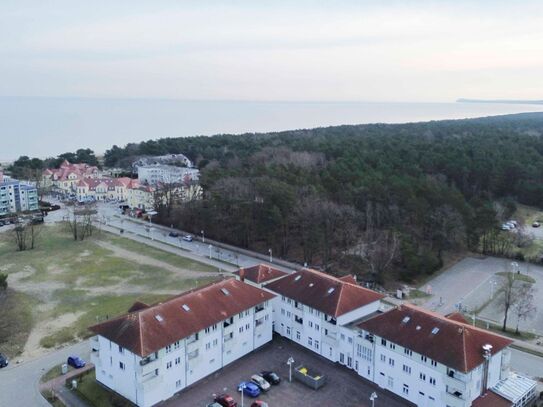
top-left (0, 180), bottom-right (39, 216)
top-left (137, 165), bottom-right (200, 186)
top-left (91, 300), bottom-right (272, 407)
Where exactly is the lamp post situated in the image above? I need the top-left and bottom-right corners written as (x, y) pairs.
top-left (370, 392), bottom-right (378, 407)
top-left (269, 248), bottom-right (273, 263)
top-left (201, 230), bottom-right (205, 243)
top-left (511, 261), bottom-right (519, 274)
top-left (239, 383), bottom-right (246, 407)
top-left (287, 356), bottom-right (294, 382)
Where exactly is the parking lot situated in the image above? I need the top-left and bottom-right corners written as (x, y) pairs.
top-left (163, 336), bottom-right (413, 407)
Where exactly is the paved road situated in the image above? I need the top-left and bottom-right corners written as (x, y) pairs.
top-left (0, 340), bottom-right (89, 407)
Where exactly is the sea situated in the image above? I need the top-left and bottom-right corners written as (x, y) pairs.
top-left (1, 97), bottom-right (543, 161)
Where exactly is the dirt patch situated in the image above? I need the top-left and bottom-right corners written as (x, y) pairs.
top-left (21, 311), bottom-right (85, 359)
top-left (94, 240), bottom-right (207, 279)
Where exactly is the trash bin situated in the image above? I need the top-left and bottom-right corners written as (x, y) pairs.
top-left (61, 364), bottom-right (68, 374)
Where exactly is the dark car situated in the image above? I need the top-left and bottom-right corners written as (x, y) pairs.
top-left (261, 371), bottom-right (281, 385)
top-left (0, 353), bottom-right (8, 368)
top-left (238, 382), bottom-right (260, 398)
top-left (250, 402), bottom-right (269, 407)
top-left (214, 394), bottom-right (237, 407)
top-left (169, 231), bottom-right (180, 237)
top-left (67, 355), bottom-right (86, 369)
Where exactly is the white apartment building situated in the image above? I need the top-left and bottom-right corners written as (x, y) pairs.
top-left (90, 279), bottom-right (274, 407)
top-left (0, 171), bottom-right (39, 216)
top-left (265, 268), bottom-right (536, 407)
top-left (137, 165), bottom-right (200, 186)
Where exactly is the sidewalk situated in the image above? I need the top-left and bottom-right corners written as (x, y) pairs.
top-left (40, 363), bottom-right (94, 407)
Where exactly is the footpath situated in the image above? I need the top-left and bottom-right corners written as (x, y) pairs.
top-left (40, 364), bottom-right (94, 407)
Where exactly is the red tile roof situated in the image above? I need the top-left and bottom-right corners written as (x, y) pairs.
top-left (339, 275), bottom-right (357, 284)
top-left (89, 278), bottom-right (275, 357)
top-left (358, 304), bottom-right (513, 373)
top-left (446, 311), bottom-right (469, 324)
top-left (234, 264), bottom-right (289, 284)
top-left (472, 391), bottom-right (512, 407)
top-left (265, 268), bottom-right (384, 318)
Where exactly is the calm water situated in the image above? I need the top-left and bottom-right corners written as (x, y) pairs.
top-left (1, 97), bottom-right (543, 161)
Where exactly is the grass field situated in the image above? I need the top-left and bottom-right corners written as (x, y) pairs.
top-left (0, 224), bottom-right (220, 357)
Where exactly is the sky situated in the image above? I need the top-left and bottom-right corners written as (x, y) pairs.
top-left (1, 0), bottom-right (543, 102)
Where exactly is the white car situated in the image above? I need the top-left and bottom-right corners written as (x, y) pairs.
top-left (250, 374), bottom-right (271, 392)
top-left (182, 234), bottom-right (193, 242)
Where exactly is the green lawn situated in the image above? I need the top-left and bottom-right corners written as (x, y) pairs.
top-left (75, 370), bottom-right (135, 407)
top-left (0, 224), bottom-right (220, 354)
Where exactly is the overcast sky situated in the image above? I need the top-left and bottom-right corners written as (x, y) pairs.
top-left (1, 0), bottom-right (542, 102)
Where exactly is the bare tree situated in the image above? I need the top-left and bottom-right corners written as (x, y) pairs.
top-left (513, 283), bottom-right (537, 335)
top-left (12, 221), bottom-right (42, 251)
top-left (65, 203), bottom-right (97, 241)
top-left (499, 271), bottom-right (516, 332)
top-left (359, 230), bottom-right (400, 281)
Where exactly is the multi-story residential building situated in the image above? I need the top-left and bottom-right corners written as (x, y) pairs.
top-left (0, 171), bottom-right (39, 216)
top-left (76, 177), bottom-right (134, 202)
top-left (90, 279), bottom-right (274, 407)
top-left (43, 160), bottom-right (100, 195)
top-left (137, 165), bottom-right (200, 186)
top-left (266, 268), bottom-right (385, 363)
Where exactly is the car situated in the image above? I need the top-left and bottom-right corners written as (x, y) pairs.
top-left (0, 353), bottom-right (9, 368)
top-left (168, 231), bottom-right (180, 237)
top-left (250, 374), bottom-right (271, 392)
top-left (261, 371), bottom-right (281, 385)
top-left (182, 234), bottom-right (193, 242)
top-left (238, 381), bottom-right (261, 397)
top-left (206, 403), bottom-right (224, 407)
top-left (533, 222), bottom-right (540, 228)
top-left (250, 402), bottom-right (269, 407)
top-left (67, 355), bottom-right (86, 369)
top-left (214, 394), bottom-right (237, 407)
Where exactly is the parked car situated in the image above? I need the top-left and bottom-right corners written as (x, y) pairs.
top-left (533, 222), bottom-right (540, 228)
top-left (168, 231), bottom-right (180, 237)
top-left (238, 381), bottom-right (261, 397)
top-left (261, 371), bottom-right (281, 385)
top-left (67, 355), bottom-right (86, 369)
top-left (0, 353), bottom-right (9, 368)
top-left (206, 403), bottom-right (224, 407)
top-left (214, 394), bottom-right (237, 407)
top-left (250, 402), bottom-right (269, 407)
top-left (182, 234), bottom-right (194, 242)
top-left (250, 374), bottom-right (271, 392)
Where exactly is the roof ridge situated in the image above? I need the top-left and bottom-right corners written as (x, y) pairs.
top-left (334, 283), bottom-right (346, 317)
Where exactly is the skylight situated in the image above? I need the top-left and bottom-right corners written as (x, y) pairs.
top-left (294, 275), bottom-right (302, 281)
top-left (402, 316), bottom-right (411, 324)
top-left (182, 304), bottom-right (190, 312)
top-left (155, 314), bottom-right (164, 322)
top-left (221, 288), bottom-right (230, 296)
top-left (327, 287), bottom-right (335, 294)
top-left (309, 283), bottom-right (314, 287)
top-left (416, 325), bottom-right (421, 331)
top-left (431, 327), bottom-right (440, 335)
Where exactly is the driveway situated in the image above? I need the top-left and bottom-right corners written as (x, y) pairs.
top-left (163, 336), bottom-right (413, 407)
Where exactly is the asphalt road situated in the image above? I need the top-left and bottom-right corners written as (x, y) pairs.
top-left (0, 340), bottom-right (89, 407)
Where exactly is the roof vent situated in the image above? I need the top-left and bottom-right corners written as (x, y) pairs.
top-left (416, 325), bottom-right (421, 331)
top-left (182, 304), bottom-right (190, 312)
top-left (402, 316), bottom-right (411, 324)
top-left (294, 275), bottom-right (302, 281)
top-left (155, 314), bottom-right (164, 322)
top-left (221, 288), bottom-right (230, 296)
top-left (309, 283), bottom-right (314, 288)
top-left (327, 287), bottom-right (335, 294)
top-left (431, 327), bottom-right (440, 335)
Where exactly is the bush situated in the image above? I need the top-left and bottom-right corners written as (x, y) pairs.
top-left (514, 252), bottom-right (525, 261)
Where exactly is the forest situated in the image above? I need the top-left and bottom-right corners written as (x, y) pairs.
top-left (101, 113), bottom-right (543, 283)
top-left (11, 113), bottom-right (543, 283)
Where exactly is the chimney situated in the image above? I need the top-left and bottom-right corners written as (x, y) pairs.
top-left (239, 268), bottom-right (245, 282)
top-left (481, 344), bottom-right (493, 395)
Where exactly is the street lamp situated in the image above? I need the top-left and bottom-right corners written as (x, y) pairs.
top-left (201, 230), bottom-right (205, 243)
top-left (287, 356), bottom-right (294, 382)
top-left (239, 383), bottom-right (246, 407)
top-left (370, 392), bottom-right (378, 407)
top-left (511, 261), bottom-right (519, 274)
top-left (269, 248), bottom-right (273, 263)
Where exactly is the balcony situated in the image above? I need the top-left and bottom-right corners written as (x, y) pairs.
top-left (445, 371), bottom-right (468, 390)
top-left (294, 315), bottom-right (303, 324)
top-left (446, 385), bottom-right (466, 401)
top-left (139, 356), bottom-right (160, 376)
top-left (255, 305), bottom-right (265, 314)
top-left (139, 371), bottom-right (162, 392)
top-left (443, 391), bottom-right (466, 407)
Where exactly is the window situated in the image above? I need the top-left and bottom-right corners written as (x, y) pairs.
top-left (389, 343), bottom-right (396, 350)
top-left (188, 350), bottom-right (198, 360)
top-left (431, 360), bottom-right (437, 367)
top-left (348, 337), bottom-right (353, 344)
top-left (347, 356), bottom-right (352, 367)
top-left (206, 342), bottom-right (211, 350)
top-left (205, 327), bottom-right (210, 334)
top-left (388, 376), bottom-right (394, 388)
top-left (166, 361), bottom-right (172, 369)
top-left (380, 354), bottom-right (386, 362)
top-left (388, 358), bottom-right (395, 366)
top-left (315, 340), bottom-right (319, 350)
top-left (213, 339), bottom-right (218, 347)
top-left (286, 326), bottom-right (291, 336)
top-left (429, 377), bottom-right (436, 386)
top-left (381, 339), bottom-right (387, 346)
top-left (119, 362), bottom-right (125, 370)
top-left (340, 333), bottom-right (345, 341)
top-left (315, 323), bottom-right (320, 331)
top-left (118, 345), bottom-right (124, 354)
top-left (404, 348), bottom-right (412, 356)
top-left (239, 326), bottom-right (244, 333)
top-left (175, 357), bottom-right (181, 365)
top-left (246, 323), bottom-right (250, 330)
top-left (308, 337), bottom-right (313, 346)
top-left (402, 384), bottom-right (409, 395)
top-left (287, 311), bottom-right (291, 318)
top-left (176, 379), bottom-right (182, 388)
top-left (340, 353), bottom-right (345, 363)
top-left (281, 309), bottom-right (285, 315)
top-left (296, 331), bottom-right (301, 340)
top-left (421, 355), bottom-right (427, 362)
top-left (308, 321), bottom-right (313, 328)
top-left (402, 365), bottom-right (411, 374)
top-left (419, 373), bottom-right (426, 381)
top-left (166, 344), bottom-right (172, 353)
